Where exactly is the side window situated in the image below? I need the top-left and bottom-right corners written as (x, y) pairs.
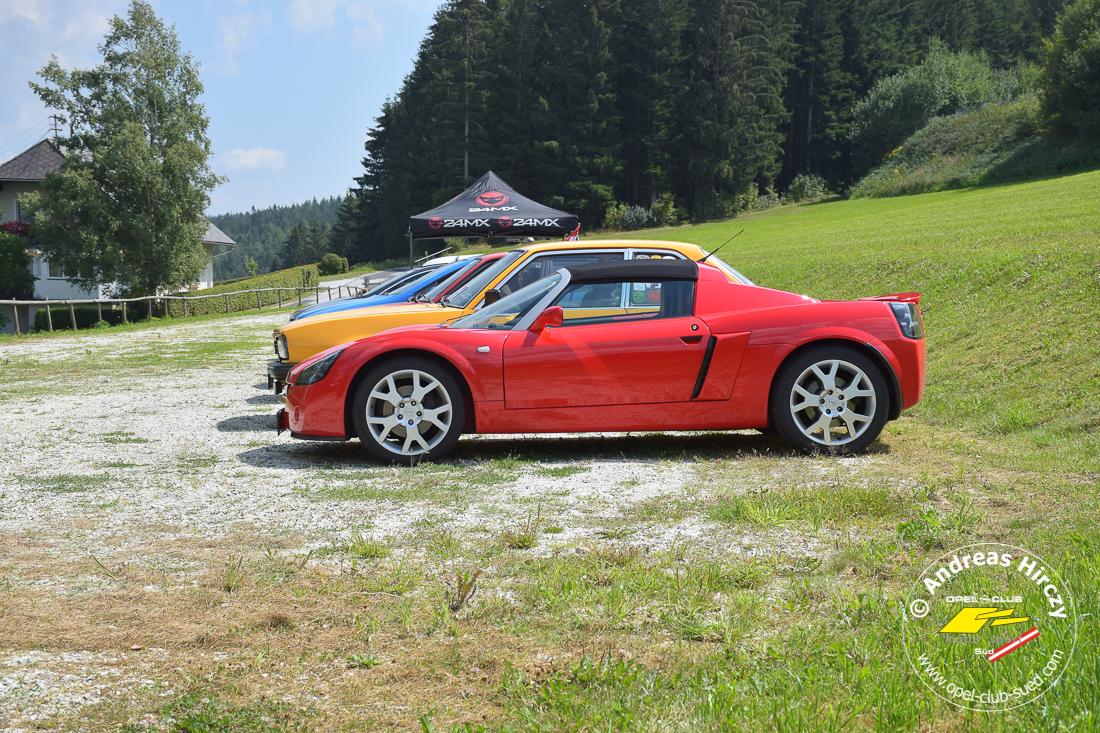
top-left (552, 279), bottom-right (695, 326)
top-left (497, 252), bottom-right (625, 297)
top-left (48, 260), bottom-right (64, 279)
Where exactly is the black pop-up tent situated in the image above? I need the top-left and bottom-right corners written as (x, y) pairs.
top-left (408, 171), bottom-right (578, 265)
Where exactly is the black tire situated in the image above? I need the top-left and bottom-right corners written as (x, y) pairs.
top-left (770, 345), bottom-right (890, 454)
top-left (351, 357), bottom-right (466, 465)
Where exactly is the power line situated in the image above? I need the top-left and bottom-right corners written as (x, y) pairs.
top-left (0, 119), bottom-right (51, 160)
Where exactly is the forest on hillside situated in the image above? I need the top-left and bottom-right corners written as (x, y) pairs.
top-left (208, 197), bottom-right (342, 280)
top-left (329, 0), bottom-right (1066, 263)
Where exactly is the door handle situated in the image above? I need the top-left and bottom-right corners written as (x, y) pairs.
top-left (680, 335), bottom-right (703, 344)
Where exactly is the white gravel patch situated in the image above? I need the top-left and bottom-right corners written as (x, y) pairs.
top-left (1, 311), bottom-right (861, 727)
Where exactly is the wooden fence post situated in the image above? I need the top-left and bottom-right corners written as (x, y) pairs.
top-left (68, 301), bottom-right (77, 331)
top-left (12, 306), bottom-right (19, 335)
top-left (277, 289), bottom-right (282, 308)
top-left (122, 301), bottom-right (127, 324)
top-left (256, 290), bottom-right (262, 310)
top-left (298, 289), bottom-right (302, 307)
top-left (45, 299), bottom-right (53, 332)
top-left (96, 301), bottom-right (102, 323)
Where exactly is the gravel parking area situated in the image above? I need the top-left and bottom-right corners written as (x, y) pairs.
top-left (0, 312), bottom-right (883, 730)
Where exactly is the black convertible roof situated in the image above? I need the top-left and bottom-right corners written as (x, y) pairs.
top-left (565, 258), bottom-right (699, 283)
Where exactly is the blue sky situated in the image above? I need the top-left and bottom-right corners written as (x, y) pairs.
top-left (0, 0), bottom-right (442, 215)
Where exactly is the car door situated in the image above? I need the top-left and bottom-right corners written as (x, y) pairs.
top-left (502, 278), bottom-right (710, 409)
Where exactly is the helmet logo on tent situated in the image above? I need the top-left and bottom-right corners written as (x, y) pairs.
top-left (476, 191), bottom-right (509, 207)
top-left (429, 217), bottom-right (443, 229)
top-left (498, 216), bottom-right (513, 228)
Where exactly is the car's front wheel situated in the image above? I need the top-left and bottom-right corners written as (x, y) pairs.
top-left (771, 346), bottom-right (889, 454)
top-left (352, 358), bottom-right (465, 465)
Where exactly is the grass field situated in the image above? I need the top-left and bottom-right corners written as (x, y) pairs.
top-left (1, 172), bottom-right (1098, 731)
top-left (613, 169), bottom-right (1100, 474)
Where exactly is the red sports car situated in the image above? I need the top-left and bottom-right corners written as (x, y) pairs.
top-left (276, 259), bottom-right (925, 463)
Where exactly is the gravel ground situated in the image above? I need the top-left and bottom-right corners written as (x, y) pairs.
top-left (0, 311), bottom-right (859, 730)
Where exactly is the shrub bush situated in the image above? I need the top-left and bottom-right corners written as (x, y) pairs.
top-left (649, 193), bottom-right (679, 227)
top-left (166, 263), bottom-right (322, 317)
top-left (851, 41), bottom-right (1032, 173)
top-left (318, 253), bottom-right (348, 276)
top-left (786, 173), bottom-right (827, 203)
top-left (34, 306), bottom-right (126, 331)
top-left (0, 231), bottom-right (35, 298)
top-left (603, 203), bottom-right (628, 231)
top-left (621, 205), bottom-right (652, 230)
top-left (1040, 0), bottom-right (1100, 140)
top-left (845, 95), bottom-right (1100, 198)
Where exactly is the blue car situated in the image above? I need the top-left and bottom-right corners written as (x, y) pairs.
top-left (288, 261), bottom-right (464, 322)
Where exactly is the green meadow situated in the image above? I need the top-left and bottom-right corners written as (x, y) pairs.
top-left (2, 172), bottom-right (1098, 733)
top-left (615, 170), bottom-right (1100, 474)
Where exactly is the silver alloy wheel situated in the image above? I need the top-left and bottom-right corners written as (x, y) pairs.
top-left (365, 369), bottom-right (453, 456)
top-left (788, 358), bottom-right (877, 447)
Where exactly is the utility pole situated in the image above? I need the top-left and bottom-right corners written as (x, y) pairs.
top-left (49, 115), bottom-right (63, 139)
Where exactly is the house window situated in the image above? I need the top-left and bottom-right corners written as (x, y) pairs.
top-left (14, 199), bottom-right (22, 221)
top-left (48, 260), bottom-right (64, 279)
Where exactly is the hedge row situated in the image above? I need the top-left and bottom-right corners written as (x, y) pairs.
top-left (35, 306), bottom-right (126, 331)
top-left (165, 263), bottom-right (329, 317)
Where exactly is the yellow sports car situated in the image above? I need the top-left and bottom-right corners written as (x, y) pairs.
top-left (267, 239), bottom-right (754, 389)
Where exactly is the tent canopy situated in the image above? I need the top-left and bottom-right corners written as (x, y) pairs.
top-left (410, 171), bottom-right (578, 240)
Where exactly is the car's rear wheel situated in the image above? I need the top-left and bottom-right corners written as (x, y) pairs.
top-left (352, 358), bottom-right (465, 465)
top-left (771, 346), bottom-right (889, 454)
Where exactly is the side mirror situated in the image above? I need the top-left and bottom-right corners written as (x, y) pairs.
top-left (530, 306), bottom-right (563, 332)
top-left (482, 289), bottom-right (502, 306)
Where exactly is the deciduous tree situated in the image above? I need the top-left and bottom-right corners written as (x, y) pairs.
top-left (21, 1), bottom-right (223, 300)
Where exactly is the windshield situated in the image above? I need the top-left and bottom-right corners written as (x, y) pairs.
top-left (706, 254), bottom-right (754, 285)
top-left (448, 273), bottom-right (561, 330)
top-left (366, 268), bottom-right (428, 297)
top-left (420, 258), bottom-right (481, 302)
top-left (395, 267), bottom-right (450, 297)
top-left (445, 249), bottom-right (525, 308)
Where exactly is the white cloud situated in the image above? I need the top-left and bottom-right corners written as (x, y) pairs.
top-left (285, 0), bottom-right (342, 33)
top-left (213, 10), bottom-right (271, 74)
top-left (220, 147), bottom-right (286, 171)
top-left (285, 0), bottom-right (385, 46)
top-left (0, 0), bottom-right (47, 25)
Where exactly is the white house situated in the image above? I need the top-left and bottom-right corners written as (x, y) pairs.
top-left (0, 138), bottom-right (234, 333)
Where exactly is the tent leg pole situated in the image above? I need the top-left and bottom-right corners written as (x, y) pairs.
top-left (409, 231), bottom-right (413, 269)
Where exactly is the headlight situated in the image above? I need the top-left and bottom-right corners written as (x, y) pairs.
top-left (890, 302), bottom-right (925, 339)
top-left (275, 334), bottom-right (289, 361)
top-left (293, 348), bottom-right (345, 386)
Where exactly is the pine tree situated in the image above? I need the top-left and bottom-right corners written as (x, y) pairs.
top-left (613, 0), bottom-right (691, 206)
top-left (22, 1), bottom-right (223, 297)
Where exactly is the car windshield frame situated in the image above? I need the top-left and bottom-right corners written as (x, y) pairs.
top-left (365, 267), bottom-right (434, 297)
top-left (393, 266), bottom-right (451, 298)
top-left (704, 254), bottom-right (754, 285)
top-left (447, 273), bottom-right (562, 330)
top-left (419, 258), bottom-right (482, 302)
top-left (443, 249), bottom-right (525, 308)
